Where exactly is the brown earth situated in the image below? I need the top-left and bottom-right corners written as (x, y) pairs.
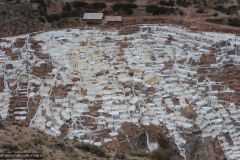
top-left (184, 134), bottom-right (226, 160)
top-left (0, 123), bottom-right (153, 160)
top-left (50, 84), bottom-right (73, 101)
top-left (104, 123), bottom-right (183, 160)
top-left (0, 0), bottom-right (240, 38)
top-left (197, 52), bottom-right (240, 105)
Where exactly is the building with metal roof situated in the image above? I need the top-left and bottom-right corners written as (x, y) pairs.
top-left (105, 16), bottom-right (122, 22)
top-left (83, 13), bottom-right (103, 20)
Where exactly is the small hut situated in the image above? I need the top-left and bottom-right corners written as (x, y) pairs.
top-left (105, 16), bottom-right (122, 23)
top-left (83, 13), bottom-right (103, 24)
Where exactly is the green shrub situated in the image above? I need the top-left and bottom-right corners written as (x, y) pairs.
top-left (114, 152), bottom-right (127, 160)
top-left (178, 9), bottom-right (184, 15)
top-left (62, 2), bottom-right (106, 17)
top-left (213, 12), bottom-right (218, 17)
top-left (71, 1), bottom-right (88, 9)
top-left (131, 151), bottom-right (150, 157)
top-left (0, 121), bottom-right (4, 129)
top-left (2, 144), bottom-right (19, 151)
top-left (33, 137), bottom-right (45, 146)
top-left (228, 18), bottom-right (240, 27)
top-left (196, 8), bottom-right (204, 13)
top-left (112, 3), bottom-right (137, 15)
top-left (112, 3), bottom-right (137, 11)
top-left (46, 14), bottom-right (61, 22)
top-left (146, 5), bottom-right (159, 14)
top-left (83, 2), bottom-right (107, 12)
top-left (62, 2), bottom-right (81, 18)
top-left (31, 0), bottom-right (47, 16)
top-left (214, 5), bottom-right (239, 15)
top-left (63, 2), bottom-right (72, 12)
top-left (159, 0), bottom-right (175, 6)
top-left (213, 5), bottom-right (226, 13)
top-left (1, 11), bottom-right (7, 16)
top-left (176, 0), bottom-right (191, 7)
top-left (38, 17), bottom-right (46, 23)
top-left (207, 18), bottom-right (225, 24)
top-left (146, 5), bottom-right (175, 15)
top-left (90, 3), bottom-right (106, 10)
top-left (158, 6), bottom-right (175, 14)
top-left (19, 141), bottom-right (32, 150)
top-left (226, 6), bottom-right (239, 15)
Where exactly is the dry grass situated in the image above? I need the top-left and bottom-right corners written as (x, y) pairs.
top-left (151, 148), bottom-right (171, 160)
top-left (0, 125), bottom-right (151, 160)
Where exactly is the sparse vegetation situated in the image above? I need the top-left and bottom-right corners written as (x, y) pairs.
top-left (146, 5), bottom-right (176, 15)
top-left (62, 2), bottom-right (80, 18)
top-left (114, 152), bottom-right (127, 160)
top-left (71, 1), bottom-right (88, 9)
top-left (228, 18), bottom-right (240, 27)
top-left (213, 12), bottom-right (218, 17)
top-left (176, 0), bottom-right (191, 7)
top-left (112, 3), bottom-right (137, 15)
top-left (0, 0), bottom-right (240, 37)
top-left (177, 9), bottom-right (184, 15)
top-left (33, 137), bottom-right (45, 146)
top-left (131, 151), bottom-right (150, 157)
top-left (159, 0), bottom-right (175, 7)
top-left (226, 6), bottom-right (239, 15)
top-left (90, 2), bottom-right (107, 11)
top-left (50, 1), bottom-right (107, 21)
top-left (213, 5), bottom-right (226, 13)
top-left (1, 11), bottom-right (7, 16)
top-left (30, 0), bottom-right (47, 16)
top-left (1, 144), bottom-right (19, 151)
top-left (46, 14), bottom-right (61, 22)
top-left (71, 2), bottom-right (106, 12)
top-left (151, 148), bottom-right (171, 160)
top-left (214, 5), bottom-right (240, 15)
top-left (75, 143), bottom-right (106, 157)
top-left (196, 8), bottom-right (204, 13)
top-left (206, 18), bottom-right (225, 24)
top-left (38, 17), bottom-right (46, 23)
top-left (0, 121), bottom-right (4, 129)
top-left (19, 141), bottom-right (32, 150)
top-left (63, 2), bottom-right (72, 13)
top-left (145, 5), bottom-right (159, 15)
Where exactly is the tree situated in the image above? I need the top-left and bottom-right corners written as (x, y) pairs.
top-left (63, 2), bottom-right (72, 13)
top-left (228, 18), bottom-right (240, 27)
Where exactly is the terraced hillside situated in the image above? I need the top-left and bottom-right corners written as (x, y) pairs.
top-left (0, 25), bottom-right (240, 159)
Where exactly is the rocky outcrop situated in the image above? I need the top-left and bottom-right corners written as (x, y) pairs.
top-left (104, 123), bottom-right (226, 160)
top-left (104, 123), bottom-right (182, 160)
top-left (185, 135), bottom-right (226, 160)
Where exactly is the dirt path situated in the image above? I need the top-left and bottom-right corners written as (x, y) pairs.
top-left (110, 15), bottom-right (240, 34)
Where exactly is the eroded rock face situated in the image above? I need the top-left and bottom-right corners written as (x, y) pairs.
top-left (185, 136), bottom-right (226, 160)
top-left (105, 123), bottom-right (182, 159)
top-left (0, 25), bottom-right (240, 159)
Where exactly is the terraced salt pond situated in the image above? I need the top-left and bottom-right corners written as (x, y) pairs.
top-left (0, 25), bottom-right (240, 159)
